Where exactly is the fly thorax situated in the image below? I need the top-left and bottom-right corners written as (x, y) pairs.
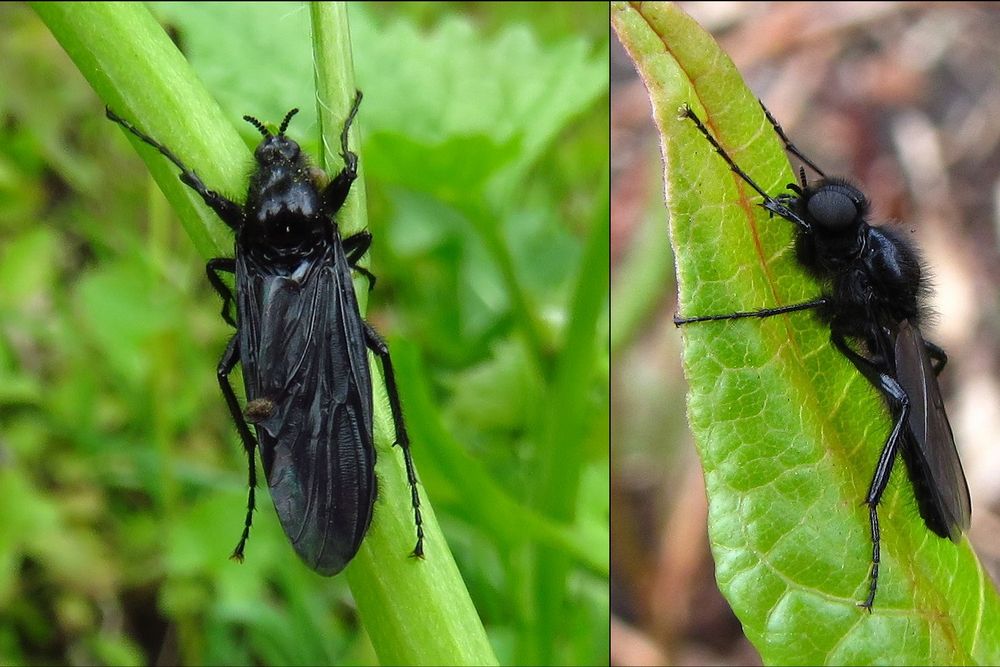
top-left (817, 227), bottom-right (865, 273)
top-left (249, 172), bottom-right (321, 220)
top-left (865, 226), bottom-right (923, 318)
top-left (244, 233), bottom-right (328, 269)
top-left (797, 224), bottom-right (865, 277)
top-left (243, 182), bottom-right (326, 251)
top-left (832, 267), bottom-right (873, 318)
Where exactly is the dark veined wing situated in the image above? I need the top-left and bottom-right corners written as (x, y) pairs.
top-left (236, 240), bottom-right (375, 575)
top-left (894, 319), bottom-right (971, 542)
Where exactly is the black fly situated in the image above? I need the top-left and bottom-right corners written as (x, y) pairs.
top-left (675, 103), bottom-right (971, 610)
top-left (107, 92), bottom-right (424, 575)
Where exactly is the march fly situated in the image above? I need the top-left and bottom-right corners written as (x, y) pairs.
top-left (107, 92), bottom-right (424, 575)
top-left (675, 103), bottom-right (971, 610)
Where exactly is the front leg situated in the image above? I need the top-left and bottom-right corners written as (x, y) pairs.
top-left (106, 107), bottom-right (244, 230)
top-left (179, 172), bottom-right (244, 230)
top-left (321, 91), bottom-right (363, 215)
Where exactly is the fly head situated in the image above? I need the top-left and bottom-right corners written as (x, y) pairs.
top-left (803, 179), bottom-right (868, 231)
top-left (796, 179), bottom-right (869, 275)
top-left (242, 108), bottom-right (327, 249)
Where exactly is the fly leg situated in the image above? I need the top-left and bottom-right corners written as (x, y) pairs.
top-left (673, 298), bottom-right (827, 325)
top-left (343, 230), bottom-right (376, 291)
top-left (363, 323), bottom-right (424, 559)
top-left (924, 340), bottom-right (948, 376)
top-left (321, 90), bottom-right (375, 292)
top-left (758, 99), bottom-right (827, 178)
top-left (320, 90), bottom-right (363, 215)
top-left (105, 108), bottom-right (243, 229)
top-left (681, 105), bottom-right (811, 230)
top-left (207, 258), bottom-right (237, 327)
top-left (832, 333), bottom-right (911, 611)
top-left (217, 335), bottom-right (259, 562)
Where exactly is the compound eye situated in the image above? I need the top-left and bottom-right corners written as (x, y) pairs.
top-left (255, 136), bottom-right (279, 162)
top-left (255, 136), bottom-right (300, 164)
top-left (277, 139), bottom-right (300, 160)
top-left (806, 185), bottom-right (861, 230)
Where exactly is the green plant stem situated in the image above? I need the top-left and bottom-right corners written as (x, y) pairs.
top-left (33, 1), bottom-right (245, 260)
top-left (310, 4), bottom-right (495, 666)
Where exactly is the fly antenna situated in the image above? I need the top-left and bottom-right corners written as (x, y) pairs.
top-left (279, 108), bottom-right (299, 135)
top-left (243, 114), bottom-right (270, 138)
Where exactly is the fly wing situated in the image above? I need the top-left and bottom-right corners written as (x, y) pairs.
top-left (237, 241), bottom-right (375, 575)
top-left (894, 319), bottom-right (971, 542)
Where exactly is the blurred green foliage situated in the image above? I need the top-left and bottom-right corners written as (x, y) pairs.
top-left (0, 3), bottom-right (609, 666)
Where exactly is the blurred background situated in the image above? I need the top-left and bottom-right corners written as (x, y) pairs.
top-left (612, 3), bottom-right (1000, 664)
top-left (0, 3), bottom-right (608, 665)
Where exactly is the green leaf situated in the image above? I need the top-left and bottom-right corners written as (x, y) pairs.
top-left (351, 14), bottom-right (608, 180)
top-left (612, 2), bottom-right (1000, 664)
